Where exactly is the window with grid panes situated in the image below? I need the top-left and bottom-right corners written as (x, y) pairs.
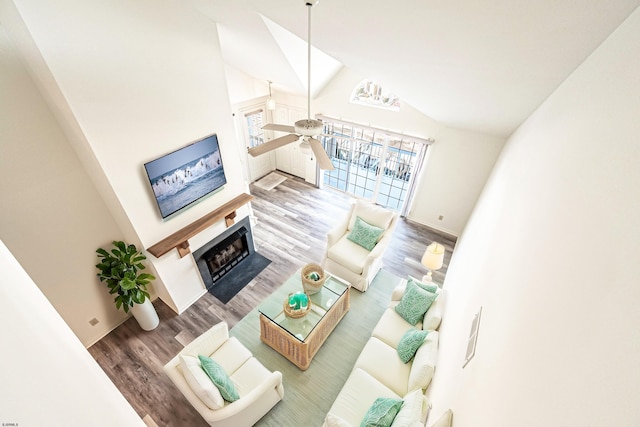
top-left (245, 109), bottom-right (265, 148)
top-left (319, 116), bottom-right (431, 213)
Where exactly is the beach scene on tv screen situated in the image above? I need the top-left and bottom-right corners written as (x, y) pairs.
top-left (145, 135), bottom-right (227, 218)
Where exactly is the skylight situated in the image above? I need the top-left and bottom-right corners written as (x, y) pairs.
top-left (260, 14), bottom-right (342, 97)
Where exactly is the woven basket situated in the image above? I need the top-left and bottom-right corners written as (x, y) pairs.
top-left (283, 296), bottom-right (312, 318)
top-left (301, 263), bottom-right (326, 294)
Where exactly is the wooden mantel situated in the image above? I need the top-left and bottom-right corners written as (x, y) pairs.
top-left (147, 193), bottom-right (254, 259)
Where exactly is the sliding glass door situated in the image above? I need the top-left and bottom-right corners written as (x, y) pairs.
top-left (320, 117), bottom-right (431, 214)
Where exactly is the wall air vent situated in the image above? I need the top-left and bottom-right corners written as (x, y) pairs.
top-left (463, 306), bottom-right (482, 368)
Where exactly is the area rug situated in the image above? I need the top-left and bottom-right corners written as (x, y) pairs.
top-left (254, 172), bottom-right (287, 191)
top-left (207, 252), bottom-right (271, 304)
top-left (229, 269), bottom-right (403, 427)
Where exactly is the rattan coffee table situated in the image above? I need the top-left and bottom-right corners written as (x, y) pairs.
top-left (258, 269), bottom-right (350, 370)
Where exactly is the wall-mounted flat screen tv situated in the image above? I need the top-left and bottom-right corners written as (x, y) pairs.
top-left (144, 133), bottom-right (227, 219)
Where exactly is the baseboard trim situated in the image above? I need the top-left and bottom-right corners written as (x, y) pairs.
top-left (403, 217), bottom-right (458, 242)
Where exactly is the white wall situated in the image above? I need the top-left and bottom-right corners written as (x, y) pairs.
top-left (0, 23), bottom-right (130, 346)
top-left (0, 240), bottom-right (145, 426)
top-left (313, 67), bottom-right (506, 236)
top-left (411, 125), bottom-right (505, 236)
top-left (428, 6), bottom-right (640, 426)
top-left (225, 63), bottom-right (273, 105)
top-left (5, 0), bottom-right (250, 314)
top-left (8, 0), bottom-right (247, 245)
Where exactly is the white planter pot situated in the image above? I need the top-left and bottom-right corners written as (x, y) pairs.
top-left (130, 298), bottom-right (159, 331)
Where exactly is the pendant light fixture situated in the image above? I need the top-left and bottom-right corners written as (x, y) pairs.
top-left (267, 80), bottom-right (276, 110)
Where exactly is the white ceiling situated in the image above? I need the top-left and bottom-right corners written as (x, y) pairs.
top-left (187, 0), bottom-right (639, 137)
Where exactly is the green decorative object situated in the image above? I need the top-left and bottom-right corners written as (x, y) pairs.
top-left (308, 271), bottom-right (320, 281)
top-left (284, 291), bottom-right (312, 318)
top-left (198, 355), bottom-right (240, 402)
top-left (95, 241), bottom-right (155, 313)
top-left (288, 291), bottom-right (309, 310)
top-left (397, 329), bottom-right (429, 363)
top-left (347, 216), bottom-right (384, 251)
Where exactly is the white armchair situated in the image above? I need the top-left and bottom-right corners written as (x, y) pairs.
top-left (322, 200), bottom-right (398, 292)
top-left (164, 322), bottom-right (284, 427)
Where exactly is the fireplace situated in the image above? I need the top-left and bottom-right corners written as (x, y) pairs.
top-left (193, 216), bottom-right (256, 290)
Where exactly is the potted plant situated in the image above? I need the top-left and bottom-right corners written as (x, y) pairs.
top-left (96, 240), bottom-right (159, 330)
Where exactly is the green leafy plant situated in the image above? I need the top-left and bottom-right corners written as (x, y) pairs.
top-left (96, 241), bottom-right (155, 313)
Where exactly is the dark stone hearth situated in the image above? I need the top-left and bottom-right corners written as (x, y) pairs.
top-left (206, 252), bottom-right (271, 303)
top-left (193, 216), bottom-right (270, 303)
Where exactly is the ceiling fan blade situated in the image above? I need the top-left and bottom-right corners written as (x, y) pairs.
top-left (309, 138), bottom-right (335, 170)
top-left (263, 123), bottom-right (296, 133)
top-left (248, 133), bottom-right (300, 157)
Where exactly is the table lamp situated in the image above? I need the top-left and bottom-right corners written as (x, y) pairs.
top-left (421, 242), bottom-right (445, 282)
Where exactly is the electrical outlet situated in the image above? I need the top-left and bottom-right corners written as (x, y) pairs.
top-left (89, 318), bottom-right (99, 326)
top-left (438, 215), bottom-right (444, 220)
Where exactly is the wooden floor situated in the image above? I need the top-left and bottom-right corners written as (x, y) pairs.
top-left (88, 172), bottom-right (457, 426)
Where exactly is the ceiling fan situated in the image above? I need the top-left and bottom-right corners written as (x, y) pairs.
top-left (247, 1), bottom-right (335, 170)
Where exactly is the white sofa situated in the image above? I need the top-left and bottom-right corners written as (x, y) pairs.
top-left (323, 279), bottom-right (445, 427)
top-left (322, 200), bottom-right (398, 292)
top-left (164, 322), bottom-right (284, 427)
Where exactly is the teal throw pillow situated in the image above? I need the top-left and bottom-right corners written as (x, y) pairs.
top-left (408, 275), bottom-right (439, 293)
top-left (198, 355), bottom-right (239, 402)
top-left (360, 397), bottom-right (403, 427)
top-left (397, 329), bottom-right (429, 363)
top-left (395, 281), bottom-right (438, 326)
top-left (347, 216), bottom-right (384, 251)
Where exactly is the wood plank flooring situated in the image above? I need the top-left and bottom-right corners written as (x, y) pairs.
top-left (88, 172), bottom-right (457, 426)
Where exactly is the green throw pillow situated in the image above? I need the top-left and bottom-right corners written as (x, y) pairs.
top-left (408, 275), bottom-right (439, 293)
top-left (397, 329), bottom-right (429, 363)
top-left (347, 216), bottom-right (384, 251)
top-left (198, 355), bottom-right (239, 402)
top-left (395, 281), bottom-right (438, 326)
top-left (360, 397), bottom-right (403, 427)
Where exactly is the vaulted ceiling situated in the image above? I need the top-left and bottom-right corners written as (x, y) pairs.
top-left (187, 0), bottom-right (639, 137)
